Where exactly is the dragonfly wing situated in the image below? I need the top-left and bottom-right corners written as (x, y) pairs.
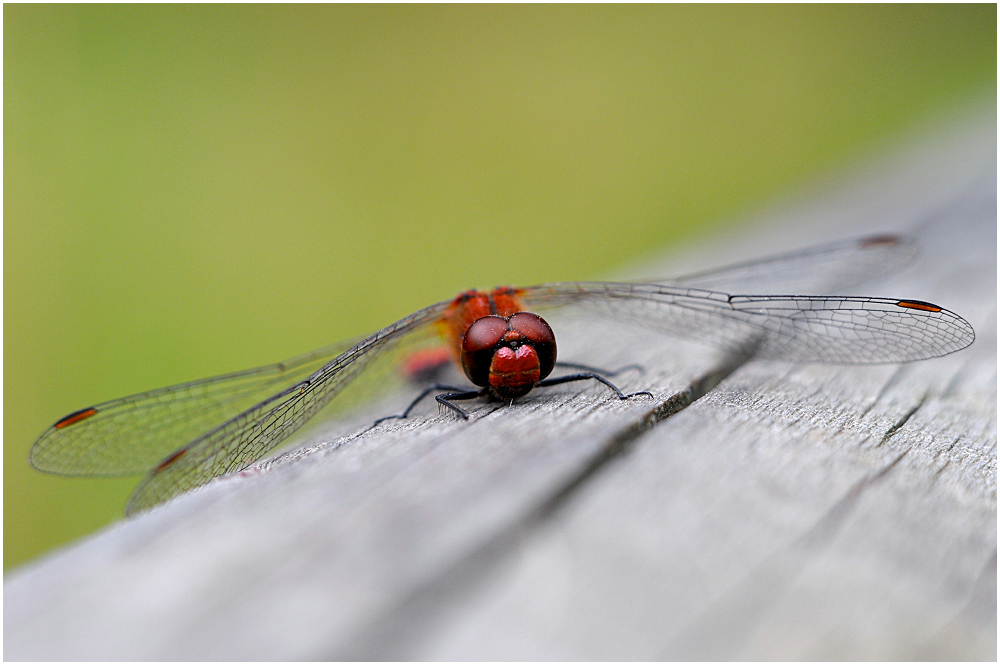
top-left (125, 301), bottom-right (451, 514)
top-left (648, 234), bottom-right (918, 294)
top-left (520, 282), bottom-right (974, 364)
top-left (30, 340), bottom-right (357, 477)
top-left (728, 294), bottom-right (975, 363)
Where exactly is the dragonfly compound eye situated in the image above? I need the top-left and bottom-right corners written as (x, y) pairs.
top-left (507, 312), bottom-right (556, 380)
top-left (461, 315), bottom-right (509, 386)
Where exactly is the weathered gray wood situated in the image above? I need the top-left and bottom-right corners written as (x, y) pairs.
top-left (415, 194), bottom-right (997, 661)
top-left (4, 99), bottom-right (995, 660)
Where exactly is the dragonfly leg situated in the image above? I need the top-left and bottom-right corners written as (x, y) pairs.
top-left (436, 388), bottom-right (489, 420)
top-left (371, 384), bottom-right (473, 428)
top-left (554, 361), bottom-right (645, 378)
top-left (535, 372), bottom-right (653, 400)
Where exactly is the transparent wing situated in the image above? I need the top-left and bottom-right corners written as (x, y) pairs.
top-left (124, 301), bottom-right (450, 514)
top-left (648, 234), bottom-right (918, 294)
top-left (521, 282), bottom-right (974, 364)
top-left (30, 341), bottom-right (359, 477)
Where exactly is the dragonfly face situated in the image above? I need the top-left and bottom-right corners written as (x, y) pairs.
top-left (441, 286), bottom-right (556, 400)
top-left (460, 311), bottom-right (557, 399)
top-left (439, 287), bottom-right (557, 400)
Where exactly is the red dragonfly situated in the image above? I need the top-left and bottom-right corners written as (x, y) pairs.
top-left (30, 235), bottom-right (975, 514)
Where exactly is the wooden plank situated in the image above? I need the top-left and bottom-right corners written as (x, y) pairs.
top-left (342, 127), bottom-right (999, 661)
top-left (4, 99), bottom-right (995, 660)
top-left (415, 201), bottom-right (997, 660)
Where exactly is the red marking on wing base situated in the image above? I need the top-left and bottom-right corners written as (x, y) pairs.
top-left (54, 407), bottom-right (98, 429)
top-left (401, 347), bottom-right (453, 380)
top-left (154, 449), bottom-right (188, 474)
top-left (859, 235), bottom-right (901, 247)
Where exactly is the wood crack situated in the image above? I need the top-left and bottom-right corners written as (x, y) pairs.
top-left (798, 448), bottom-right (909, 549)
top-left (876, 392), bottom-right (928, 446)
top-left (860, 365), bottom-right (908, 417)
top-left (906, 548), bottom-right (997, 659)
top-left (660, 448), bottom-right (911, 660)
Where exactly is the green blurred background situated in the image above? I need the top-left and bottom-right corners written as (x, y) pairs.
top-left (5, 5), bottom-right (995, 570)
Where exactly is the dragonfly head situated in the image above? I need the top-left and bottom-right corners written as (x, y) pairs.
top-left (461, 312), bottom-right (556, 400)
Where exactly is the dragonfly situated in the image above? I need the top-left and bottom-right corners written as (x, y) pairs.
top-left (30, 234), bottom-right (975, 515)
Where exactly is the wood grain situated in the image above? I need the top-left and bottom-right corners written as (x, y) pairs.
top-left (4, 99), bottom-right (995, 660)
